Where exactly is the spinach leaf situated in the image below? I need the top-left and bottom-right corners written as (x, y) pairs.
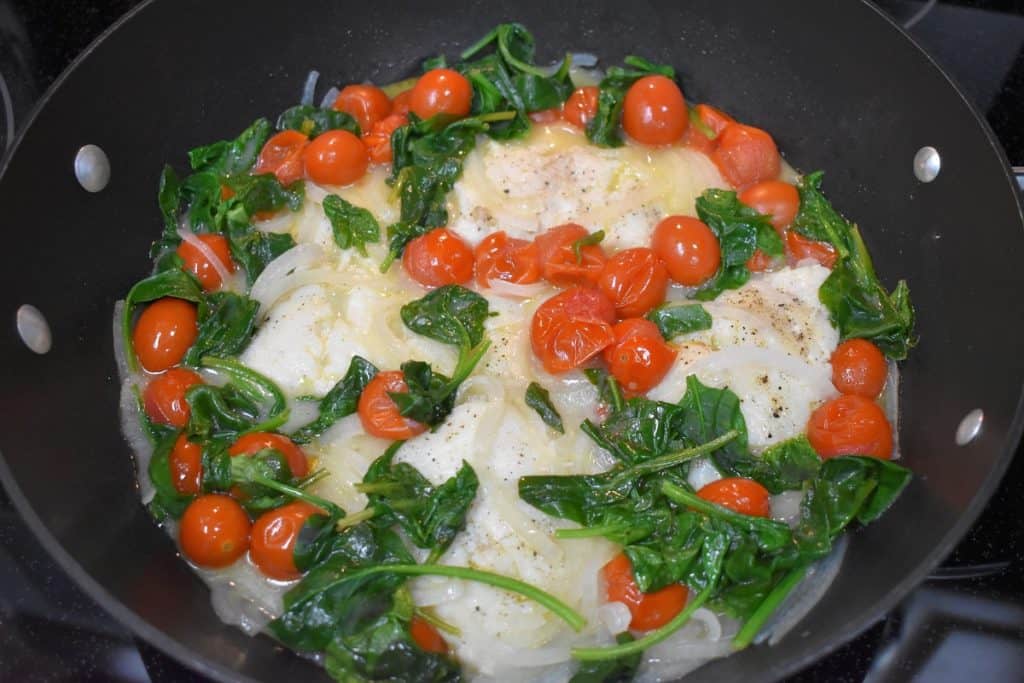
top-left (525, 382), bottom-right (564, 433)
top-left (583, 368), bottom-right (625, 411)
top-left (184, 384), bottom-right (259, 442)
top-left (676, 375), bottom-right (750, 474)
top-left (323, 195), bottom-right (381, 256)
top-left (147, 430), bottom-right (193, 520)
top-left (228, 230), bottom-right (296, 285)
top-left (223, 172), bottom-right (305, 217)
top-left (569, 634), bottom-right (641, 682)
top-left (758, 436), bottom-right (822, 493)
top-left (157, 165), bottom-right (181, 241)
top-left (290, 356), bottom-right (379, 444)
top-left (694, 189), bottom-right (783, 301)
top-left (400, 285), bottom-right (489, 351)
top-left (388, 360), bottom-right (458, 428)
top-left (581, 398), bottom-right (687, 466)
top-left (181, 293), bottom-right (259, 367)
top-left (277, 104), bottom-right (361, 137)
top-left (188, 118), bottom-right (271, 176)
top-left (792, 172), bottom-right (915, 359)
top-left (646, 303), bottom-right (712, 340)
top-left (587, 56), bottom-right (674, 147)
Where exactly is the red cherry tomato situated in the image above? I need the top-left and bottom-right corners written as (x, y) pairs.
top-left (697, 478), bottom-right (771, 517)
top-left (410, 616), bottom-right (448, 654)
top-left (176, 234), bottom-right (236, 292)
top-left (179, 494), bottom-right (251, 568)
top-left (807, 394), bottom-right (893, 459)
top-left (598, 247), bottom-right (669, 318)
top-left (712, 123), bottom-right (781, 189)
top-left (602, 553), bottom-right (688, 631)
top-left (302, 129), bottom-right (369, 186)
top-left (681, 104), bottom-right (736, 155)
top-left (786, 229), bottom-right (837, 269)
top-left (364, 113), bottom-right (408, 165)
top-left (694, 104), bottom-right (735, 137)
top-left (563, 86), bottom-right (599, 129)
top-left (169, 433), bottom-right (203, 495)
top-left (143, 367), bottom-right (202, 428)
top-left (402, 227), bottom-right (475, 288)
top-left (474, 231), bottom-right (541, 287)
top-left (133, 298), bottom-right (198, 373)
top-left (391, 89), bottom-right (413, 117)
top-left (250, 501), bottom-right (323, 580)
top-left (739, 180), bottom-right (800, 231)
top-left (745, 249), bottom-right (776, 273)
top-left (534, 223), bottom-right (608, 288)
top-left (602, 318), bottom-right (677, 395)
top-left (334, 84), bottom-right (392, 132)
top-left (622, 75), bottom-right (688, 146)
top-left (410, 69), bottom-right (472, 120)
top-left (530, 287), bottom-right (616, 374)
top-left (358, 370), bottom-right (428, 440)
top-left (228, 432), bottom-right (309, 479)
top-left (651, 216), bottom-right (721, 286)
top-left (254, 130), bottom-right (309, 186)
top-left (831, 339), bottom-right (888, 398)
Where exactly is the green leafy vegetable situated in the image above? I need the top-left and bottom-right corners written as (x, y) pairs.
top-left (181, 293), bottom-right (259, 367)
top-left (572, 229), bottom-right (605, 262)
top-left (323, 194), bottom-right (381, 256)
top-left (229, 230), bottom-right (296, 285)
top-left (290, 356), bottom-right (379, 444)
top-left (277, 105), bottom-right (361, 137)
top-left (188, 118), bottom-right (271, 177)
top-left (693, 189), bottom-right (783, 301)
top-left (147, 431), bottom-right (194, 520)
top-left (525, 382), bottom-right (564, 433)
top-left (586, 56), bottom-right (674, 147)
top-left (792, 172), bottom-right (915, 359)
top-left (569, 634), bottom-right (641, 682)
top-left (120, 268), bottom-right (203, 371)
top-left (584, 368), bottom-right (625, 411)
top-left (646, 303), bottom-right (712, 340)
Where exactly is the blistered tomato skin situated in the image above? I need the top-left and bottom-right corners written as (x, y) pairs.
top-left (474, 231), bottom-right (541, 287)
top-left (831, 339), bottom-right (888, 398)
top-left (303, 130), bottom-right (369, 186)
top-left (254, 130), bottom-right (308, 186)
top-left (598, 247), bottom-right (669, 319)
top-left (622, 75), bottom-right (688, 146)
top-left (334, 84), bottom-right (392, 132)
top-left (133, 298), bottom-right (198, 373)
top-left (807, 394), bottom-right (893, 459)
top-left (531, 287), bottom-right (616, 374)
top-left (602, 553), bottom-right (688, 631)
top-left (228, 432), bottom-right (309, 479)
top-left (402, 228), bottom-right (475, 288)
top-left (358, 371), bottom-right (429, 440)
top-left (712, 123), bottom-right (781, 189)
top-left (738, 181), bottom-right (800, 231)
top-left (250, 501), bottom-right (322, 581)
top-left (144, 367), bottom-right (202, 428)
top-left (697, 478), bottom-right (771, 517)
top-left (534, 223), bottom-right (608, 289)
top-left (602, 318), bottom-right (677, 394)
top-left (787, 229), bottom-right (837, 269)
top-left (179, 494), bottom-right (251, 569)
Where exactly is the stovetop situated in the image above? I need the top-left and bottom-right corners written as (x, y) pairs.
top-left (1, 1), bottom-right (1022, 681)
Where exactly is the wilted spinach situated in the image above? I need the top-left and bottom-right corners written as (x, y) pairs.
top-left (323, 194), bottom-right (381, 255)
top-left (646, 302), bottom-right (713, 340)
top-left (586, 56), bottom-right (675, 148)
top-left (277, 104), bottom-right (361, 137)
top-left (525, 382), bottom-right (564, 433)
top-left (290, 356), bottom-right (379, 444)
top-left (181, 293), bottom-right (259, 367)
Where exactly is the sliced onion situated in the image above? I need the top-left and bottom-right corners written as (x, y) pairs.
top-left (319, 85), bottom-right (340, 110)
top-left (177, 227), bottom-right (241, 293)
top-left (485, 278), bottom-right (549, 299)
top-left (763, 535), bottom-right (848, 646)
top-left (770, 490), bottom-right (805, 527)
top-left (248, 243), bottom-right (327, 317)
top-left (254, 209), bottom-right (296, 235)
top-left (884, 361), bottom-right (901, 460)
top-left (688, 344), bottom-right (834, 397)
top-left (301, 70), bottom-right (320, 106)
top-left (687, 457), bottom-right (723, 491)
top-left (597, 601), bottom-right (632, 635)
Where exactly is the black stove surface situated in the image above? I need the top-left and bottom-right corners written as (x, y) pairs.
top-left (1, 1), bottom-right (1022, 681)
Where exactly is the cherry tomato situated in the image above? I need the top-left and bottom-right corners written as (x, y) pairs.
top-left (680, 104), bottom-right (735, 155)
top-left (529, 108), bottom-right (562, 124)
top-left (364, 113), bottom-right (408, 165)
top-left (228, 432), bottom-right (309, 479)
top-left (358, 370), bottom-right (429, 440)
top-left (807, 394), bottom-right (893, 459)
top-left (410, 616), bottom-right (448, 654)
top-left (534, 223), bottom-right (608, 288)
top-left (133, 298), bottom-right (198, 373)
top-left (602, 318), bottom-right (677, 394)
top-left (786, 229), bottom-right (837, 269)
top-left (530, 287), bottom-right (616, 374)
top-left (254, 130), bottom-right (309, 186)
top-left (831, 339), bottom-right (888, 398)
top-left (622, 75), bottom-right (688, 146)
top-left (598, 247), bottom-right (669, 318)
top-left (179, 494), bottom-right (251, 568)
top-left (391, 89), bottom-right (413, 116)
top-left (143, 367), bottom-right (202, 428)
top-left (410, 68), bottom-right (472, 120)
top-left (250, 501), bottom-right (323, 581)
top-left (694, 104), bottom-right (735, 137)
top-left (334, 84), bottom-right (392, 132)
top-left (176, 234), bottom-right (236, 292)
top-left (697, 478), bottom-right (771, 517)
top-left (651, 216), bottom-right (721, 286)
top-left (739, 181), bottom-right (800, 231)
top-left (402, 227), bottom-right (475, 288)
top-left (169, 433), bottom-right (203, 495)
top-left (474, 231), bottom-right (541, 287)
top-left (602, 553), bottom-right (688, 631)
top-left (302, 129), bottom-right (369, 186)
top-left (745, 249), bottom-right (775, 273)
top-left (563, 86), bottom-right (599, 129)
top-left (712, 123), bottom-right (781, 189)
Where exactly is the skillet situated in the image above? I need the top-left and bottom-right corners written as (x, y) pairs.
top-left (1, 0), bottom-right (1022, 680)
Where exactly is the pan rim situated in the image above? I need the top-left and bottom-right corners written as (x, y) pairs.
top-left (0, 1), bottom-right (1022, 681)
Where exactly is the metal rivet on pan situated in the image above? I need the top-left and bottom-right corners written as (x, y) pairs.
top-left (955, 408), bottom-right (984, 446)
top-left (913, 146), bottom-right (941, 183)
top-left (16, 304), bottom-right (52, 354)
top-left (74, 144), bottom-right (110, 192)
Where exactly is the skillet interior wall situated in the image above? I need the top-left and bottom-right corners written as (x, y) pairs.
top-left (0, 0), bottom-right (1021, 681)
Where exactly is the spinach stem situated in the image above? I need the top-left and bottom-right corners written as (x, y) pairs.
top-left (249, 475), bottom-right (340, 515)
top-left (334, 564), bottom-right (585, 631)
top-left (660, 481), bottom-right (788, 536)
top-left (571, 583), bottom-right (713, 661)
top-left (555, 524), bottom-right (628, 540)
top-left (612, 430), bottom-right (739, 484)
top-left (733, 564), bottom-right (809, 649)
top-left (335, 507), bottom-right (378, 530)
top-left (414, 607), bottom-right (462, 637)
